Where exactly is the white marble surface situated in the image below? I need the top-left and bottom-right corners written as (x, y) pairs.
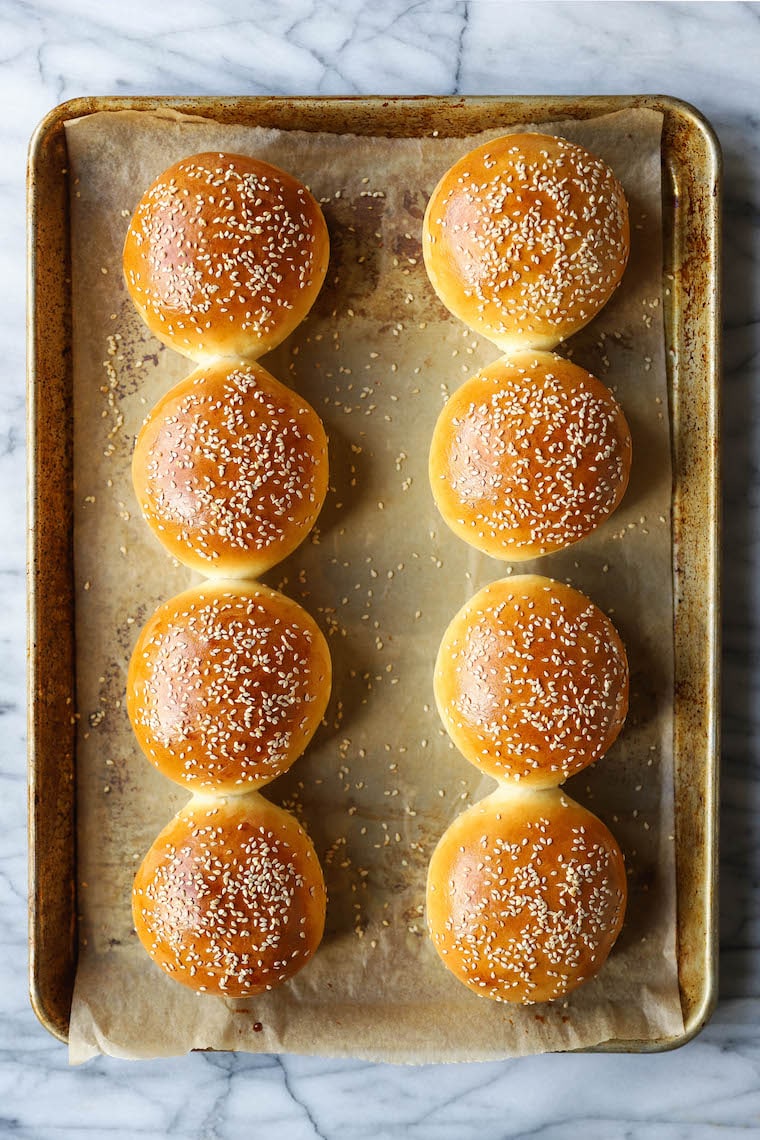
top-left (4, 0), bottom-right (758, 1135)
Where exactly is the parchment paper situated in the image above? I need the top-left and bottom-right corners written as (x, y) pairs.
top-left (63, 107), bottom-right (683, 1063)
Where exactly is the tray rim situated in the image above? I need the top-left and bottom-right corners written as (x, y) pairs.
top-left (27, 92), bottom-right (721, 1055)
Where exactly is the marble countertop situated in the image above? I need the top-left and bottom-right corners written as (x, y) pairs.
top-left (5, 1), bottom-right (757, 1136)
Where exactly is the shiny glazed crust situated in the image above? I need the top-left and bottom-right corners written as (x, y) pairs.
top-left (429, 351), bottom-right (631, 560)
top-left (123, 151), bottom-right (329, 362)
top-left (434, 575), bottom-right (629, 786)
top-left (426, 787), bottom-right (627, 1003)
top-left (133, 793), bottom-right (326, 997)
top-left (132, 359), bottom-right (329, 577)
top-left (127, 580), bottom-right (332, 793)
top-left (423, 133), bottom-right (629, 351)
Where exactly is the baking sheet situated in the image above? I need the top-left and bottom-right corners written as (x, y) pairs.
top-left (62, 107), bottom-right (684, 1062)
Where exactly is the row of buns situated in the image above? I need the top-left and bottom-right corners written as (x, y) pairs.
top-left (123, 154), bottom-right (334, 997)
top-left (422, 135), bottom-right (633, 1004)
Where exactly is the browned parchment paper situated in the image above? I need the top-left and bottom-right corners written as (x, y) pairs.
top-left (63, 107), bottom-right (683, 1063)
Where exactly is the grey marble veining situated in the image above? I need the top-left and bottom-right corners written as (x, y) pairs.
top-left (4, 0), bottom-right (760, 1136)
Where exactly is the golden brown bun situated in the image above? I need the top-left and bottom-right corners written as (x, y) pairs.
top-left (429, 351), bottom-right (631, 560)
top-left (133, 792), bottom-right (326, 997)
top-left (434, 575), bottom-right (628, 786)
top-left (123, 152), bottom-right (329, 362)
top-left (423, 133), bottom-right (629, 351)
top-left (127, 581), bottom-right (331, 793)
top-left (426, 787), bottom-right (626, 1003)
top-left (132, 359), bottom-right (329, 578)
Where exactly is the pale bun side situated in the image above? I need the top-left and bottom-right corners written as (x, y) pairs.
top-left (429, 351), bottom-right (632, 561)
top-left (434, 575), bottom-right (628, 786)
top-left (132, 359), bottom-right (329, 578)
top-left (127, 580), bottom-right (332, 793)
top-left (133, 792), bottom-right (326, 997)
top-left (426, 786), bottom-right (627, 1004)
top-left (423, 132), bottom-right (629, 351)
top-left (123, 151), bottom-right (329, 362)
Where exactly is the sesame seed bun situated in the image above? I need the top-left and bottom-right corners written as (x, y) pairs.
top-left (127, 581), bottom-right (331, 794)
top-left (133, 792), bottom-right (326, 997)
top-left (423, 133), bottom-right (629, 352)
top-left (123, 152), bottom-right (329, 363)
top-left (132, 359), bottom-right (329, 578)
top-left (426, 786), bottom-right (627, 1004)
top-left (434, 575), bottom-right (628, 787)
top-left (429, 351), bottom-right (631, 560)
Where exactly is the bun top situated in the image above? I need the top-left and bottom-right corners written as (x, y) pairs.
top-left (123, 151), bottom-right (329, 362)
top-left (426, 787), bottom-right (627, 1004)
top-left (423, 133), bottom-right (629, 351)
top-left (132, 359), bottom-right (329, 578)
top-left (127, 580), bottom-right (331, 793)
top-left (434, 575), bottom-right (628, 786)
top-left (133, 792), bottom-right (326, 997)
top-left (429, 351), bottom-right (632, 561)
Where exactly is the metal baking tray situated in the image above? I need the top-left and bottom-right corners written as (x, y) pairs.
top-left (27, 95), bottom-right (720, 1050)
